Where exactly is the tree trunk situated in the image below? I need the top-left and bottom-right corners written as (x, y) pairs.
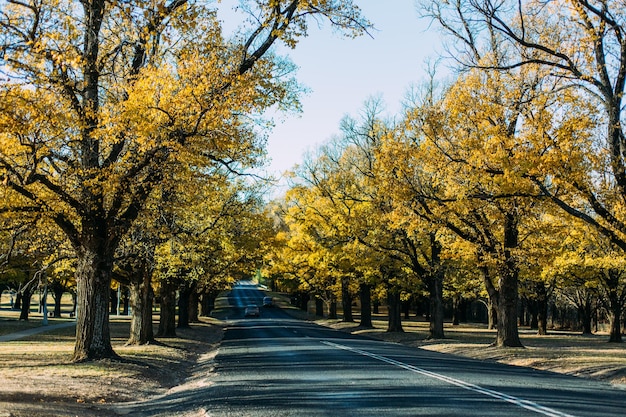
top-left (299, 292), bottom-right (310, 311)
top-left (14, 291), bottom-right (22, 311)
top-left (127, 271), bottom-right (154, 346)
top-left (495, 211), bottom-right (523, 348)
top-left (359, 283), bottom-right (373, 328)
top-left (177, 281), bottom-right (192, 328)
top-left (18, 286), bottom-right (33, 321)
top-left (608, 309), bottom-right (622, 343)
top-left (189, 285), bottom-right (199, 323)
top-left (72, 248), bottom-right (117, 362)
top-left (427, 234), bottom-right (445, 339)
top-left (341, 277), bottom-right (354, 322)
top-left (528, 298), bottom-right (539, 330)
top-left (604, 270), bottom-right (624, 343)
top-left (536, 283), bottom-right (548, 336)
top-left (315, 297), bottom-right (324, 317)
top-left (496, 287), bottom-right (522, 347)
top-left (328, 296), bottom-right (338, 319)
top-left (122, 288), bottom-right (130, 315)
top-left (488, 297), bottom-right (498, 329)
top-left (51, 282), bottom-right (64, 318)
top-left (477, 259), bottom-right (498, 330)
top-left (459, 298), bottom-right (468, 323)
top-left (386, 289), bottom-right (403, 332)
top-left (607, 292), bottom-right (623, 343)
top-left (200, 290), bottom-right (218, 316)
top-left (402, 300), bottom-right (410, 319)
top-left (178, 280), bottom-right (197, 328)
top-left (579, 297), bottom-right (593, 335)
top-left (157, 280), bottom-right (177, 337)
top-left (110, 288), bottom-right (118, 315)
top-left (427, 274), bottom-right (445, 339)
top-left (71, 291), bottom-right (77, 315)
top-left (452, 296), bottom-right (461, 326)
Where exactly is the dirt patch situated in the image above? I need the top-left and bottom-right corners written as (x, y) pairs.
top-left (0, 316), bottom-right (224, 417)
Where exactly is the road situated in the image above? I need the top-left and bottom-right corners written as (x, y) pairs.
top-left (115, 282), bottom-right (625, 417)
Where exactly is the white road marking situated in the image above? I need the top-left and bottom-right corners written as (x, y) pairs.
top-left (322, 341), bottom-right (576, 417)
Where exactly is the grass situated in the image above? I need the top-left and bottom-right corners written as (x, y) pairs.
top-left (0, 310), bottom-right (224, 417)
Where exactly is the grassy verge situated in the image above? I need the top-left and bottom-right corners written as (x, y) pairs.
top-left (0, 312), bottom-right (224, 417)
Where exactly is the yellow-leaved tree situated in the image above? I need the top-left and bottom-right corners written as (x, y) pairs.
top-left (423, 0), bottom-right (626, 342)
top-left (0, 0), bottom-right (370, 361)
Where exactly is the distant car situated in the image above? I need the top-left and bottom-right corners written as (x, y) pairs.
top-left (244, 304), bottom-right (260, 317)
top-left (262, 296), bottom-right (274, 307)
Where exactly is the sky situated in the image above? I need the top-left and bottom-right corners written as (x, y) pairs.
top-left (218, 1), bottom-right (443, 193)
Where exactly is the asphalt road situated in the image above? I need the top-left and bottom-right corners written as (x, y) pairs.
top-left (115, 282), bottom-right (625, 417)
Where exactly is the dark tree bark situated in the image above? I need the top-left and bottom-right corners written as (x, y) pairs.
top-left (341, 277), bottom-right (354, 322)
top-left (72, 246), bottom-right (117, 362)
top-left (477, 261), bottom-right (499, 330)
top-left (157, 280), bottom-right (177, 337)
top-left (51, 282), bottom-right (65, 318)
top-left (189, 287), bottom-right (200, 323)
top-left (298, 292), bottom-right (310, 311)
top-left (528, 298), bottom-right (539, 330)
top-left (127, 270), bottom-right (155, 345)
top-left (458, 297), bottom-right (468, 323)
top-left (536, 283), bottom-right (548, 336)
top-left (70, 291), bottom-right (77, 315)
top-left (402, 300), bottom-right (411, 319)
top-left (602, 270), bottom-right (625, 343)
top-left (578, 297), bottom-right (593, 335)
top-left (488, 298), bottom-right (498, 330)
top-left (452, 294), bottom-right (469, 326)
top-left (427, 273), bottom-right (445, 339)
top-left (200, 290), bottom-right (218, 316)
top-left (495, 211), bottom-right (523, 348)
top-left (110, 288), bottom-right (118, 315)
top-left (328, 295), bottom-right (338, 319)
top-left (359, 283), bottom-right (373, 328)
top-left (18, 286), bottom-right (33, 321)
top-left (177, 281), bottom-right (193, 329)
top-left (452, 296), bottom-right (462, 325)
top-left (122, 288), bottom-right (130, 315)
top-left (14, 291), bottom-right (22, 311)
top-left (426, 234), bottom-right (445, 339)
top-left (315, 297), bottom-right (324, 317)
top-left (608, 309), bottom-right (623, 343)
top-left (386, 289), bottom-right (403, 333)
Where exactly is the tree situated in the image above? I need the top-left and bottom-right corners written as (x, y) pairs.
top-left (543, 223), bottom-right (600, 335)
top-left (424, 0), bottom-right (626, 342)
top-left (0, 0), bottom-right (371, 361)
top-left (546, 219), bottom-right (626, 341)
top-left (395, 61), bottom-right (562, 347)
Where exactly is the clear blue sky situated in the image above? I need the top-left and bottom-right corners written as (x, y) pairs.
top-left (218, 1), bottom-right (442, 191)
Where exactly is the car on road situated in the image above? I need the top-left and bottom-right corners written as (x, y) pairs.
top-left (244, 304), bottom-right (260, 317)
top-left (262, 296), bottom-right (273, 307)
